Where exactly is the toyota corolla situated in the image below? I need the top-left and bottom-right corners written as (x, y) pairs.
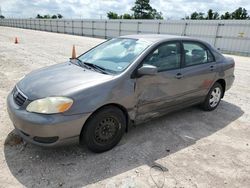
top-left (7, 34), bottom-right (235, 152)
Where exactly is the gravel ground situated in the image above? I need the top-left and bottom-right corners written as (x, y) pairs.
top-left (0, 26), bottom-right (250, 188)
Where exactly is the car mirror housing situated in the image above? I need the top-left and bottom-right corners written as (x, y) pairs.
top-left (137, 64), bottom-right (157, 76)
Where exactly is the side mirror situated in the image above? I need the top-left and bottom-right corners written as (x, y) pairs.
top-left (137, 64), bottom-right (157, 76)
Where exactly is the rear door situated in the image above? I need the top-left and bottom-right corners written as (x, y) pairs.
top-left (178, 41), bottom-right (217, 101)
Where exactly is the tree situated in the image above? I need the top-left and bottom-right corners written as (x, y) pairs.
top-left (207, 9), bottom-right (213, 20)
top-left (187, 7), bottom-right (249, 20)
top-left (36, 14), bottom-right (43, 19)
top-left (197, 12), bottom-right (205, 19)
top-left (57, 14), bottom-right (63, 19)
top-left (131, 0), bottom-right (162, 19)
top-left (221, 12), bottom-right (231, 19)
top-left (190, 12), bottom-right (205, 19)
top-left (106, 0), bottom-right (162, 19)
top-left (132, 0), bottom-right (152, 19)
top-left (190, 12), bottom-right (198, 19)
top-left (122, 13), bottom-right (133, 19)
top-left (36, 14), bottom-right (63, 19)
top-left (151, 9), bottom-right (163, 19)
top-left (0, 15), bottom-right (4, 19)
top-left (231, 7), bottom-right (248, 19)
top-left (51, 15), bottom-right (57, 19)
top-left (107, 11), bottom-right (119, 19)
top-left (43, 14), bottom-right (50, 19)
top-left (213, 12), bottom-right (219, 19)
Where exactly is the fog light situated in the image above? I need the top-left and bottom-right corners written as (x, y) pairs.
top-left (33, 136), bottom-right (58, 144)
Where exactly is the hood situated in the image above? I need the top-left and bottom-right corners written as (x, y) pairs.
top-left (17, 62), bottom-right (113, 100)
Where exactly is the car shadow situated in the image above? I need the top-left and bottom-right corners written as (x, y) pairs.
top-left (4, 100), bottom-right (243, 187)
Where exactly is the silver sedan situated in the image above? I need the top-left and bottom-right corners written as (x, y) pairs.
top-left (7, 34), bottom-right (235, 152)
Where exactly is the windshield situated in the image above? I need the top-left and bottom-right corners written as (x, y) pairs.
top-left (78, 38), bottom-right (151, 74)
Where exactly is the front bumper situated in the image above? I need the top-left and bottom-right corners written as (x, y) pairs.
top-left (7, 92), bottom-right (91, 146)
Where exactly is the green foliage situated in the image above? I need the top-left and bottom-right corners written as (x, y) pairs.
top-left (186, 7), bottom-right (249, 20)
top-left (51, 15), bottom-right (57, 19)
top-left (206, 9), bottom-right (219, 20)
top-left (131, 0), bottom-right (152, 19)
top-left (231, 7), bottom-right (248, 19)
top-left (207, 9), bottom-right (213, 20)
top-left (221, 12), bottom-right (231, 19)
top-left (213, 12), bottom-right (219, 20)
top-left (43, 14), bottom-right (51, 19)
top-left (190, 12), bottom-right (205, 20)
top-left (36, 14), bottom-right (63, 19)
top-left (0, 15), bottom-right (4, 19)
top-left (151, 9), bottom-right (163, 20)
top-left (57, 14), bottom-right (63, 19)
top-left (107, 0), bottom-right (162, 20)
top-left (131, 0), bottom-right (163, 19)
top-left (122, 13), bottom-right (133, 19)
top-left (36, 14), bottom-right (43, 19)
top-left (107, 11), bottom-right (119, 19)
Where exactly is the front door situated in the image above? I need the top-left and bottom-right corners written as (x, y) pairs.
top-left (135, 41), bottom-right (183, 122)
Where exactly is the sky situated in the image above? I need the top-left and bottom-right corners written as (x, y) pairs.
top-left (0, 0), bottom-right (250, 19)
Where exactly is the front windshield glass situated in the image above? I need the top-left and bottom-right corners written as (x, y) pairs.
top-left (78, 38), bottom-right (152, 74)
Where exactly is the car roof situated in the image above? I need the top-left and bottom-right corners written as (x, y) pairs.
top-left (119, 34), bottom-right (202, 43)
top-left (119, 34), bottom-right (187, 42)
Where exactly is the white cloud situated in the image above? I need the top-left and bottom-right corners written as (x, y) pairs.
top-left (0, 0), bottom-right (250, 19)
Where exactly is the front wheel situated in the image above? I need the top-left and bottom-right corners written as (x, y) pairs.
top-left (202, 82), bottom-right (223, 111)
top-left (81, 106), bottom-right (126, 153)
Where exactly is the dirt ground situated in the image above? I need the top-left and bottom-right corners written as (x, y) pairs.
top-left (0, 27), bottom-right (250, 188)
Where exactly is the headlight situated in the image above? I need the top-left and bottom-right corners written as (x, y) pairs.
top-left (26, 97), bottom-right (73, 114)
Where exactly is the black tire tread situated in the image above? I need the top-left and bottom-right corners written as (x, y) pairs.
top-left (82, 106), bottom-right (126, 153)
top-left (202, 82), bottom-right (223, 111)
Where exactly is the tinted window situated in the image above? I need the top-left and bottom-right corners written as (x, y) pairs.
top-left (143, 42), bottom-right (181, 72)
top-left (183, 42), bottom-right (214, 66)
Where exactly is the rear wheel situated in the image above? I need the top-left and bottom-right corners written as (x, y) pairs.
top-left (82, 106), bottom-right (126, 153)
top-left (202, 82), bottom-right (223, 111)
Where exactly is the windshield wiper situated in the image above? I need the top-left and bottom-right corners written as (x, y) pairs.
top-left (82, 62), bottom-right (109, 74)
top-left (70, 57), bottom-right (84, 66)
top-left (70, 58), bottom-right (111, 75)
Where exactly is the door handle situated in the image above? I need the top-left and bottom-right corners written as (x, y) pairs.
top-left (210, 65), bottom-right (215, 71)
top-left (175, 73), bottom-right (183, 79)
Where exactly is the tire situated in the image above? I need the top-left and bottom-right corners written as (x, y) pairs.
top-left (82, 106), bottom-right (126, 153)
top-left (202, 82), bottom-right (223, 111)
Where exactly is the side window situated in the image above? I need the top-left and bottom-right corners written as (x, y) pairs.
top-left (183, 42), bottom-right (214, 66)
top-left (143, 42), bottom-right (181, 72)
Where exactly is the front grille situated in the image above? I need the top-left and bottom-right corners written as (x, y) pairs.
top-left (13, 87), bottom-right (27, 106)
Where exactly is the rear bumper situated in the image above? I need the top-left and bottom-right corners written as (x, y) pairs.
top-left (225, 74), bottom-right (235, 91)
top-left (7, 93), bottom-right (91, 147)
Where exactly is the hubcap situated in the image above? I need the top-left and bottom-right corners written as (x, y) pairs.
top-left (209, 87), bottom-right (221, 108)
top-left (94, 117), bottom-right (120, 145)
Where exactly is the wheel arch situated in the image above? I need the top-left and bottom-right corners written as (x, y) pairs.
top-left (215, 79), bottom-right (226, 98)
top-left (80, 103), bottom-right (130, 142)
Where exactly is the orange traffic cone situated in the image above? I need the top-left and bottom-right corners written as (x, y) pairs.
top-left (71, 45), bottom-right (76, 59)
top-left (14, 37), bottom-right (19, 44)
